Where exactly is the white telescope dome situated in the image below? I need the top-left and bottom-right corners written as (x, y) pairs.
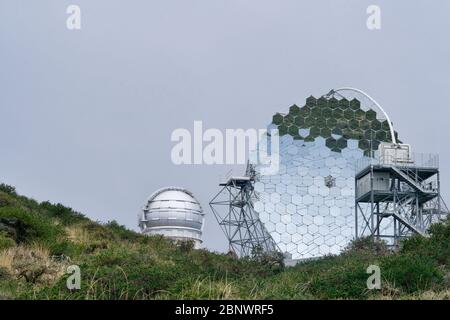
top-left (139, 187), bottom-right (204, 248)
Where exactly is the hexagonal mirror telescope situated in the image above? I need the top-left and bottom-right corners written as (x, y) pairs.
top-left (212, 89), bottom-right (401, 260)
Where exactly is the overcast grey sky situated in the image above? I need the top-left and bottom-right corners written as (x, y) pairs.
top-left (1, 0), bottom-right (449, 253)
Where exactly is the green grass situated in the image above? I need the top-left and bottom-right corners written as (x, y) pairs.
top-left (0, 182), bottom-right (449, 300)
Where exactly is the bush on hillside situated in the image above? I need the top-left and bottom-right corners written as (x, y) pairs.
top-left (40, 201), bottom-right (87, 225)
top-left (0, 207), bottom-right (62, 245)
top-left (0, 184), bottom-right (17, 196)
top-left (345, 236), bottom-right (390, 256)
top-left (380, 253), bottom-right (444, 293)
top-left (401, 216), bottom-right (450, 266)
top-left (0, 232), bottom-right (15, 250)
top-left (0, 192), bottom-right (15, 208)
top-left (177, 239), bottom-right (195, 253)
top-left (104, 220), bottom-right (143, 242)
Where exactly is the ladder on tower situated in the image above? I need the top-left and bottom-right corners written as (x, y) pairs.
top-left (391, 166), bottom-right (435, 195)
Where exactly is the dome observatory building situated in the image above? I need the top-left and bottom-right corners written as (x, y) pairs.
top-left (139, 187), bottom-right (205, 248)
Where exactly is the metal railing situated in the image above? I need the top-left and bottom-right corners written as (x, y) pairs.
top-left (355, 152), bottom-right (439, 173)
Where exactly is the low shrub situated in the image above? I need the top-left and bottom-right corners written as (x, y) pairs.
top-left (40, 201), bottom-right (87, 226)
top-left (0, 192), bottom-right (15, 208)
top-left (0, 184), bottom-right (17, 196)
top-left (345, 236), bottom-right (390, 256)
top-left (401, 219), bottom-right (450, 266)
top-left (177, 240), bottom-right (195, 253)
top-left (104, 220), bottom-right (143, 242)
top-left (47, 239), bottom-right (83, 258)
top-left (306, 257), bottom-right (373, 299)
top-left (381, 253), bottom-right (444, 293)
top-left (0, 207), bottom-right (63, 245)
top-left (0, 232), bottom-right (15, 251)
top-left (0, 266), bottom-right (10, 279)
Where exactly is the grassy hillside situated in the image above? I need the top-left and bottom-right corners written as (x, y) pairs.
top-left (0, 182), bottom-right (449, 300)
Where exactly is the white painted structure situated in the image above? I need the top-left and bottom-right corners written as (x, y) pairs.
top-left (139, 187), bottom-right (204, 248)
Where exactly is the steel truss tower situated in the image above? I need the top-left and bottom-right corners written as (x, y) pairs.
top-left (209, 165), bottom-right (278, 257)
top-left (355, 153), bottom-right (448, 246)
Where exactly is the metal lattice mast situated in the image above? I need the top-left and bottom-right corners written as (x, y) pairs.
top-left (209, 164), bottom-right (278, 257)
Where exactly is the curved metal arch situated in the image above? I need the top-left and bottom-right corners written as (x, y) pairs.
top-left (328, 87), bottom-right (397, 144)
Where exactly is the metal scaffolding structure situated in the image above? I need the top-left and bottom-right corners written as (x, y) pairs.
top-left (355, 150), bottom-right (449, 246)
top-left (209, 164), bottom-right (278, 257)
